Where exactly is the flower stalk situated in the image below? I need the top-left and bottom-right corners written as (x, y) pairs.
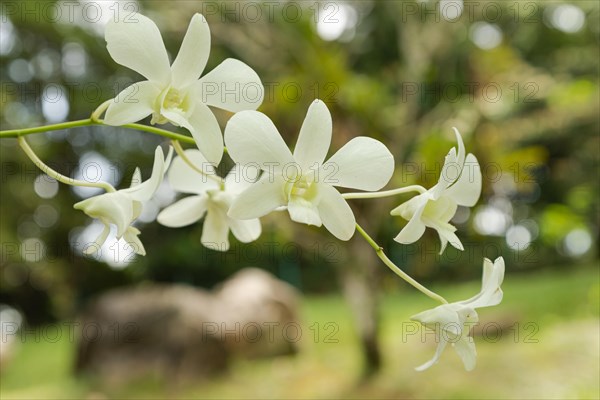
top-left (342, 185), bottom-right (427, 200)
top-left (18, 136), bottom-right (116, 193)
top-left (355, 222), bottom-right (448, 304)
top-left (91, 100), bottom-right (112, 122)
top-left (1, 119), bottom-right (196, 144)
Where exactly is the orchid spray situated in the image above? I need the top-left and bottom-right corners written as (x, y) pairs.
top-left (0, 12), bottom-right (504, 372)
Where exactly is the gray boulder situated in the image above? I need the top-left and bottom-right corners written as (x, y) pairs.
top-left (75, 268), bottom-right (300, 384)
top-left (75, 284), bottom-right (228, 384)
top-left (214, 267), bottom-right (301, 358)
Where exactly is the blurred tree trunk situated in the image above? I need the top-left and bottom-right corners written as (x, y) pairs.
top-left (292, 216), bottom-right (383, 378)
top-left (337, 232), bottom-right (382, 377)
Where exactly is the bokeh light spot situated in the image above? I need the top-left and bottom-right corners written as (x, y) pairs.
top-left (470, 22), bottom-right (503, 50)
top-left (564, 228), bottom-right (592, 257)
top-left (506, 225), bottom-right (532, 251)
top-left (34, 175), bottom-right (59, 199)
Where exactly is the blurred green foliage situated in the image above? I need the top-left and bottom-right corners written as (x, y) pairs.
top-left (0, 0), bottom-right (598, 324)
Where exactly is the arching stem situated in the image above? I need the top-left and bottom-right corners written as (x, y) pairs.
top-left (343, 185), bottom-right (427, 200)
top-left (355, 223), bottom-right (448, 304)
top-left (18, 136), bottom-right (116, 193)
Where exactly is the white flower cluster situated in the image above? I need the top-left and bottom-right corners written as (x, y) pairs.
top-left (16, 13), bottom-right (504, 372)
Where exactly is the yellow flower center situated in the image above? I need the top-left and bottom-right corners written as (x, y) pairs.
top-left (151, 87), bottom-right (192, 125)
top-left (286, 174), bottom-right (318, 202)
top-left (163, 88), bottom-right (183, 110)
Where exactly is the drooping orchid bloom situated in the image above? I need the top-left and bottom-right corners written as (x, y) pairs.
top-left (392, 128), bottom-right (482, 253)
top-left (411, 257), bottom-right (505, 371)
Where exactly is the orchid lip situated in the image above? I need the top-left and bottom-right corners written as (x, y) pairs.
top-left (285, 174), bottom-right (318, 202)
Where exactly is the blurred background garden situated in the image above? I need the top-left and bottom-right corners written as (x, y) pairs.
top-left (0, 0), bottom-right (598, 399)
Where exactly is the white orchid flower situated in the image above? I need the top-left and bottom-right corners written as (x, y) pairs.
top-left (224, 99), bottom-right (394, 241)
top-left (391, 128), bottom-right (481, 253)
top-left (102, 13), bottom-right (264, 165)
top-left (74, 146), bottom-right (173, 256)
top-left (411, 257), bottom-right (505, 371)
top-left (157, 149), bottom-right (261, 251)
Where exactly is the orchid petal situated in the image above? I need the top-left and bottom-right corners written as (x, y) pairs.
top-left (439, 235), bottom-right (449, 255)
top-left (390, 193), bottom-right (427, 218)
top-left (123, 226), bottom-right (146, 256)
top-left (453, 338), bottom-right (477, 372)
top-left (225, 111), bottom-right (294, 170)
top-left (411, 304), bottom-right (464, 338)
top-left (202, 206), bottom-right (230, 251)
top-left (187, 103), bottom-right (225, 166)
top-left (288, 196), bottom-right (322, 227)
top-left (124, 146), bottom-right (173, 202)
top-left (130, 168), bottom-right (142, 188)
top-left (225, 163), bottom-right (261, 195)
top-left (431, 147), bottom-right (458, 198)
top-left (423, 195), bottom-right (458, 224)
top-left (322, 137), bottom-right (394, 191)
top-left (293, 100), bottom-right (332, 171)
top-left (105, 14), bottom-right (170, 84)
top-left (437, 228), bottom-right (463, 254)
top-left (415, 338), bottom-right (448, 372)
top-left (492, 256), bottom-right (505, 286)
top-left (228, 174), bottom-right (287, 219)
top-left (131, 201), bottom-right (143, 221)
top-left (197, 58), bottom-right (264, 112)
top-left (481, 257), bottom-right (494, 286)
top-left (431, 129), bottom-right (467, 198)
top-left (453, 127), bottom-right (466, 172)
top-left (104, 81), bottom-right (160, 126)
top-left (159, 105), bottom-right (223, 166)
top-left (316, 183), bottom-right (356, 241)
top-left (462, 257), bottom-right (505, 308)
top-left (228, 217), bottom-right (262, 243)
top-left (157, 195), bottom-right (208, 227)
top-left (83, 224), bottom-right (110, 255)
top-left (393, 197), bottom-right (428, 244)
top-left (74, 192), bottom-right (133, 238)
top-left (167, 150), bottom-right (220, 194)
top-left (171, 14), bottom-right (211, 90)
top-left (444, 154), bottom-right (482, 207)
top-left (160, 107), bottom-right (190, 128)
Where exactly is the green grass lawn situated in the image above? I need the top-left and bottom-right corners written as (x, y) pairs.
top-left (1, 264), bottom-right (598, 399)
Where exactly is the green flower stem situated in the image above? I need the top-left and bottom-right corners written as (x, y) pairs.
top-left (3, 120), bottom-right (96, 137)
top-left (0, 119), bottom-right (197, 145)
top-left (171, 140), bottom-right (223, 185)
top-left (355, 223), bottom-right (448, 304)
top-left (18, 136), bottom-right (116, 193)
top-left (120, 121), bottom-right (196, 144)
top-left (342, 185), bottom-right (427, 200)
top-left (91, 100), bottom-right (111, 122)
